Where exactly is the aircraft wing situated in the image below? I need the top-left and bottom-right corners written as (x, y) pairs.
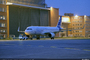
top-left (18, 27), bottom-right (25, 32)
top-left (42, 31), bottom-right (51, 35)
top-left (60, 25), bottom-right (85, 32)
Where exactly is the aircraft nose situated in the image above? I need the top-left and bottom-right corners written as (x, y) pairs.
top-left (25, 30), bottom-right (30, 35)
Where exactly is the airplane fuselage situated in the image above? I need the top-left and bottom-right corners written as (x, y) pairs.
top-left (25, 26), bottom-right (59, 35)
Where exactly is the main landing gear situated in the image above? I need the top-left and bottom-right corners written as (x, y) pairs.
top-left (36, 35), bottom-right (40, 40)
top-left (51, 37), bottom-right (54, 39)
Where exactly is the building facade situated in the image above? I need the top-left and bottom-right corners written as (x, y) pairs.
top-left (64, 13), bottom-right (74, 16)
top-left (84, 16), bottom-right (90, 37)
top-left (7, 0), bottom-right (45, 7)
top-left (59, 15), bottom-right (90, 37)
top-left (0, 0), bottom-right (59, 38)
top-left (70, 16), bottom-right (85, 37)
top-left (0, 0), bottom-right (7, 38)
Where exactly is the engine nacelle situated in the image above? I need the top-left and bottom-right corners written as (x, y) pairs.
top-left (48, 33), bottom-right (55, 38)
top-left (26, 35), bottom-right (29, 38)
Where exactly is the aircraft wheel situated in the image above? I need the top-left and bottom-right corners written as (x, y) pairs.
top-left (30, 38), bottom-right (33, 40)
top-left (36, 36), bottom-right (40, 40)
top-left (23, 38), bottom-right (25, 40)
top-left (36, 37), bottom-right (40, 40)
top-left (51, 37), bottom-right (54, 39)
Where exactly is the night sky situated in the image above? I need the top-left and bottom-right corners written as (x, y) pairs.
top-left (46, 0), bottom-right (90, 16)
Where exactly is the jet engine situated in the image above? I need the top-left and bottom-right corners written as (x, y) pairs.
top-left (48, 33), bottom-right (55, 39)
top-left (26, 35), bottom-right (29, 38)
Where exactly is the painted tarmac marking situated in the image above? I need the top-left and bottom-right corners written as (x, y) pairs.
top-left (19, 44), bottom-right (22, 45)
top-left (65, 47), bottom-right (80, 50)
top-left (4, 43), bottom-right (14, 45)
top-left (5, 43), bottom-right (10, 45)
top-left (38, 45), bottom-right (44, 47)
top-left (27, 45), bottom-right (31, 46)
top-left (50, 46), bottom-right (57, 48)
top-left (0, 43), bottom-right (16, 46)
top-left (65, 47), bottom-right (90, 51)
top-left (65, 47), bottom-right (74, 49)
top-left (83, 49), bottom-right (90, 51)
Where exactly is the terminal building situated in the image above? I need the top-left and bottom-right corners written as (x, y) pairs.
top-left (0, 0), bottom-right (59, 38)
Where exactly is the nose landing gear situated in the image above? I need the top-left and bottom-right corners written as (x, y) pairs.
top-left (36, 35), bottom-right (40, 40)
top-left (26, 35), bottom-right (33, 40)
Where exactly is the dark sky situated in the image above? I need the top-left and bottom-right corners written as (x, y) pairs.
top-left (45, 0), bottom-right (90, 16)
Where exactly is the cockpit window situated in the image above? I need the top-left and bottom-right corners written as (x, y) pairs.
top-left (27, 28), bottom-right (32, 30)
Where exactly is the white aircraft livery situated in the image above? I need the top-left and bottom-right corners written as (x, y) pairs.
top-left (18, 16), bottom-right (62, 39)
top-left (18, 16), bottom-right (84, 40)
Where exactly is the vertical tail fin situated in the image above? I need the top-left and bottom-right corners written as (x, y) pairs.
top-left (17, 27), bottom-right (25, 32)
top-left (57, 16), bottom-right (62, 28)
top-left (18, 27), bottom-right (20, 32)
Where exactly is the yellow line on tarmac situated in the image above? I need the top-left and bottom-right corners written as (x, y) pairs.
top-left (65, 47), bottom-right (74, 49)
top-left (50, 46), bottom-right (57, 48)
top-left (19, 44), bottom-right (23, 45)
top-left (27, 45), bottom-right (31, 46)
top-left (38, 45), bottom-right (44, 47)
top-left (83, 49), bottom-right (90, 51)
top-left (5, 43), bottom-right (11, 45)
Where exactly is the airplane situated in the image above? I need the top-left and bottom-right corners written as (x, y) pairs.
top-left (18, 16), bottom-right (85, 40)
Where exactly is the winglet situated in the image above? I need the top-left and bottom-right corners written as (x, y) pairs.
top-left (57, 16), bottom-right (62, 29)
top-left (17, 27), bottom-right (25, 32)
top-left (18, 27), bottom-right (20, 32)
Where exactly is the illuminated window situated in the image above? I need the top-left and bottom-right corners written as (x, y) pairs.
top-left (85, 21), bottom-right (90, 22)
top-left (0, 8), bottom-right (6, 12)
top-left (0, 0), bottom-right (6, 4)
top-left (86, 17), bottom-right (90, 19)
top-left (0, 15), bottom-right (6, 20)
top-left (80, 24), bottom-right (82, 26)
top-left (0, 29), bottom-right (6, 33)
top-left (79, 31), bottom-right (82, 32)
top-left (78, 27), bottom-right (79, 29)
top-left (0, 23), bottom-right (6, 27)
top-left (86, 27), bottom-right (90, 29)
top-left (0, 1), bottom-right (2, 4)
top-left (79, 20), bottom-right (82, 22)
top-left (78, 24), bottom-right (79, 26)
top-left (76, 31), bottom-right (79, 33)
top-left (3, 16), bottom-right (6, 20)
top-left (86, 24), bottom-right (90, 26)
top-left (74, 17), bottom-right (78, 19)
top-left (79, 17), bottom-right (82, 19)
top-left (80, 34), bottom-right (82, 36)
top-left (0, 8), bottom-right (2, 11)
